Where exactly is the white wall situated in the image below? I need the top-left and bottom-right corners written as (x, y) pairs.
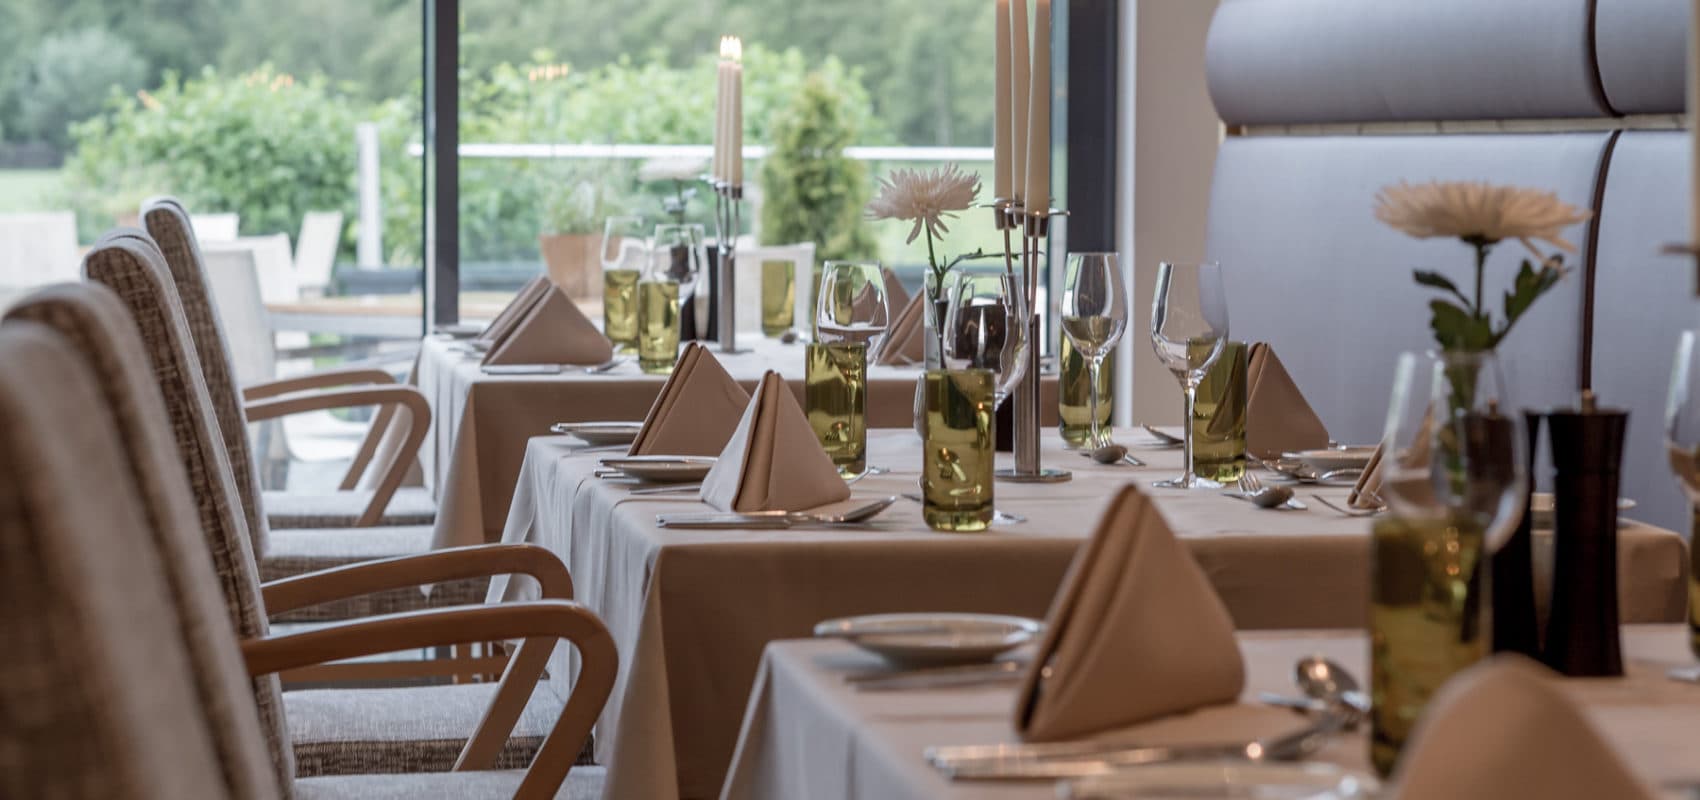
top-left (1116, 0), bottom-right (1223, 425)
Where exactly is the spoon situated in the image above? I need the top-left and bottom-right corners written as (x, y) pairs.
top-left (1296, 655), bottom-right (1371, 713)
top-left (1087, 443), bottom-right (1146, 467)
top-left (1232, 473), bottom-right (1303, 510)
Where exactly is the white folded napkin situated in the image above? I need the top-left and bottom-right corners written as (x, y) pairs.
top-left (882, 266), bottom-right (911, 313)
top-left (483, 282), bottom-right (614, 366)
top-left (1014, 484), bottom-right (1244, 742)
top-left (700, 370), bottom-right (851, 512)
top-left (1245, 342), bottom-right (1330, 458)
top-left (628, 342), bottom-right (751, 456)
top-left (474, 274), bottom-right (550, 348)
top-left (875, 293), bottom-right (927, 366)
top-left (1393, 655), bottom-right (1655, 800)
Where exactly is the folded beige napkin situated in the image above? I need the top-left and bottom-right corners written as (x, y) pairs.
top-left (628, 342), bottom-right (751, 456)
top-left (1245, 342), bottom-right (1330, 458)
top-left (1394, 655), bottom-right (1655, 800)
top-left (874, 293), bottom-right (927, 366)
top-left (475, 275), bottom-right (550, 348)
top-left (1348, 440), bottom-right (1385, 509)
top-left (882, 266), bottom-right (911, 312)
top-left (483, 283), bottom-right (614, 366)
top-left (1014, 484), bottom-right (1244, 742)
top-left (700, 370), bottom-right (851, 512)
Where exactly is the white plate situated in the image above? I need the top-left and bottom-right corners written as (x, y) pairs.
top-left (1530, 493), bottom-right (1637, 528)
top-left (1063, 762), bottom-right (1376, 799)
top-left (551, 421), bottom-right (643, 447)
top-left (600, 456), bottom-right (716, 483)
top-left (1282, 446), bottom-right (1377, 474)
top-left (814, 612), bottom-right (1043, 668)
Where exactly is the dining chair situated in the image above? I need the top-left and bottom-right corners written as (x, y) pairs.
top-left (0, 210), bottom-right (80, 290)
top-left (0, 320), bottom-right (612, 799)
top-left (144, 196), bottom-right (437, 530)
top-left (5, 281), bottom-right (604, 778)
top-left (294, 211), bottom-right (345, 298)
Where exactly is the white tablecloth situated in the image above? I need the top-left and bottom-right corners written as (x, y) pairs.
top-left (723, 628), bottom-right (1700, 799)
top-left (491, 429), bottom-right (1689, 799)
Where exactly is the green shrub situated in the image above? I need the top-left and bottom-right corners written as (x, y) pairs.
top-left (11, 27), bottom-right (146, 150)
top-left (758, 73), bottom-right (877, 262)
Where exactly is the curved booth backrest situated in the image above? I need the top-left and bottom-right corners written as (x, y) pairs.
top-left (1591, 132), bottom-right (1692, 531)
top-left (1204, 133), bottom-right (1607, 446)
top-left (1595, 0), bottom-right (1687, 115)
top-left (1205, 0), bottom-right (1608, 125)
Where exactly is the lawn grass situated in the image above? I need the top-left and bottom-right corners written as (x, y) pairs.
top-left (0, 169), bottom-right (66, 212)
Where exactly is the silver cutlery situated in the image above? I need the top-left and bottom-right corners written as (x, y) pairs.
top-left (628, 483), bottom-right (703, 495)
top-left (1141, 423), bottom-right (1185, 446)
top-left (656, 496), bottom-right (900, 529)
top-left (1310, 494), bottom-right (1382, 517)
top-left (1250, 455), bottom-right (1362, 484)
top-left (581, 356), bottom-right (627, 374)
top-left (845, 660), bottom-right (1027, 691)
top-left (1228, 473), bottom-right (1305, 510)
top-left (1084, 442), bottom-right (1146, 467)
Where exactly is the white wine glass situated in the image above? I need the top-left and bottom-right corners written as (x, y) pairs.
top-left (1061, 253), bottom-right (1127, 453)
top-left (815, 261), bottom-right (891, 351)
top-left (1149, 261), bottom-right (1228, 489)
top-left (651, 223), bottom-right (705, 300)
top-left (943, 271), bottom-right (1028, 409)
top-left (601, 215), bottom-right (649, 272)
top-left (1663, 331), bottom-right (1700, 659)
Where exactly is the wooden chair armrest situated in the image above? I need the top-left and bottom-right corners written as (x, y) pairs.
top-left (242, 367), bottom-right (397, 401)
top-left (247, 385), bottom-right (429, 527)
top-left (260, 543), bottom-right (573, 614)
top-left (243, 601), bottom-right (617, 799)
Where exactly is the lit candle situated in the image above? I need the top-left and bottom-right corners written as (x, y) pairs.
top-left (994, 0), bottom-right (1012, 202)
top-left (1010, 0), bottom-right (1030, 206)
top-left (731, 39), bottom-right (744, 186)
top-left (1025, 0), bottom-right (1050, 211)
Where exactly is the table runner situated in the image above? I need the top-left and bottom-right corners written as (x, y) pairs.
top-left (491, 430), bottom-right (1688, 799)
top-left (417, 334), bottom-right (1061, 547)
top-left (723, 628), bottom-right (1700, 799)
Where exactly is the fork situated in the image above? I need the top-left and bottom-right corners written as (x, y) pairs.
top-left (1238, 471), bottom-right (1264, 494)
top-left (1310, 493), bottom-right (1382, 517)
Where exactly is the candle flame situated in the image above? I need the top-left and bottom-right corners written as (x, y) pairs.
top-left (720, 35), bottom-right (742, 62)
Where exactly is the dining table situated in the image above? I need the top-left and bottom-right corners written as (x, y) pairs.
top-left (487, 427), bottom-right (1689, 800)
top-left (416, 333), bottom-right (1061, 548)
top-left (720, 627), bottom-right (1700, 799)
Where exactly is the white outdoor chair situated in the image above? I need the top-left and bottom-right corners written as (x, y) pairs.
top-left (191, 212), bottom-right (240, 242)
top-left (734, 240), bottom-right (816, 336)
top-left (294, 211), bottom-right (345, 297)
top-left (0, 210), bottom-right (79, 289)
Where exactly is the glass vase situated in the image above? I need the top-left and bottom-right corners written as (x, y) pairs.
top-left (921, 368), bottom-right (995, 532)
top-left (806, 342), bottom-right (868, 477)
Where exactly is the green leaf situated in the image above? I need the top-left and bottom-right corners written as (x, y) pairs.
top-left (1497, 258), bottom-right (1566, 345)
top-left (1413, 270), bottom-right (1461, 295)
top-left (1429, 300), bottom-right (1493, 352)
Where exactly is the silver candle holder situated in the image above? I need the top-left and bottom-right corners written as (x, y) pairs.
top-left (708, 177), bottom-right (745, 354)
top-left (995, 198), bottom-right (1071, 483)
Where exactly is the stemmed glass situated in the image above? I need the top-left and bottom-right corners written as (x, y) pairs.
top-left (1062, 253), bottom-right (1128, 453)
top-left (601, 215), bottom-right (649, 273)
top-left (943, 272), bottom-right (1029, 409)
top-left (1147, 261), bottom-right (1227, 489)
top-left (1663, 331), bottom-right (1700, 658)
top-left (651, 223), bottom-right (705, 300)
top-left (815, 261), bottom-right (891, 350)
top-left (599, 216), bottom-right (649, 350)
top-left (1371, 349), bottom-right (1526, 775)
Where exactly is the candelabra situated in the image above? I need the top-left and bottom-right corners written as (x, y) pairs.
top-left (709, 177), bottom-right (745, 354)
top-left (995, 198), bottom-right (1071, 483)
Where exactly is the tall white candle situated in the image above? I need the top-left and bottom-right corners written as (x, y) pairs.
top-left (1025, 0), bottom-right (1051, 211)
top-left (1010, 0), bottom-right (1031, 206)
top-left (712, 58), bottom-right (726, 181)
top-left (994, 0), bottom-right (1012, 201)
top-left (731, 47), bottom-right (744, 186)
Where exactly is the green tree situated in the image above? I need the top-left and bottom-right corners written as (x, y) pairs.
top-left (12, 27), bottom-right (145, 149)
top-left (759, 73), bottom-right (876, 261)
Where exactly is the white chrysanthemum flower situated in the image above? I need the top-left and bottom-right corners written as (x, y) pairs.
top-left (865, 164), bottom-right (982, 245)
top-left (1374, 180), bottom-right (1593, 254)
top-left (639, 156), bottom-right (708, 183)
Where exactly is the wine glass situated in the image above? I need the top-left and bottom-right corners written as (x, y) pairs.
top-left (651, 223), bottom-right (705, 300)
top-left (815, 261), bottom-right (891, 351)
top-left (1147, 261), bottom-right (1227, 489)
top-left (601, 215), bottom-right (649, 273)
top-left (1062, 253), bottom-right (1128, 454)
top-left (943, 271), bottom-right (1029, 409)
top-left (1663, 331), bottom-right (1700, 660)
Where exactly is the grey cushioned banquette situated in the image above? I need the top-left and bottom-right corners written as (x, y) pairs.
top-left (1590, 131), bottom-right (1693, 533)
top-left (1594, 0), bottom-right (1687, 115)
top-left (1205, 0), bottom-right (1608, 125)
top-left (1203, 133), bottom-right (1609, 448)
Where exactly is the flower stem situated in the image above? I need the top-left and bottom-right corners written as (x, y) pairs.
top-left (1473, 241), bottom-right (1487, 317)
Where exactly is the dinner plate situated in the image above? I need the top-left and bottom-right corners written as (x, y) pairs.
top-left (1062, 762), bottom-right (1376, 799)
top-left (1530, 492), bottom-right (1637, 528)
top-left (1282, 446), bottom-right (1377, 474)
top-left (814, 612), bottom-right (1043, 668)
top-left (551, 421), bottom-right (643, 447)
top-left (599, 455), bottom-right (716, 483)
top-left (432, 322), bottom-right (485, 338)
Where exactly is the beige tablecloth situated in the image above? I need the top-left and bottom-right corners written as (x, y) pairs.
top-left (491, 430), bottom-right (1689, 800)
top-left (723, 628), bottom-right (1700, 799)
top-left (418, 334), bottom-right (1060, 547)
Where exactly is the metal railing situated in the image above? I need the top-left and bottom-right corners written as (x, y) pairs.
top-left (404, 142), bottom-right (993, 162)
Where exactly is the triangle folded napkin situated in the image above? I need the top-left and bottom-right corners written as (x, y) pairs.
top-left (475, 274), bottom-right (550, 348)
top-left (1014, 485), bottom-right (1244, 742)
top-left (875, 293), bottom-right (927, 366)
top-left (483, 280), bottom-right (614, 366)
top-left (700, 370), bottom-right (851, 513)
top-left (882, 266), bottom-right (911, 312)
top-left (1348, 440), bottom-right (1385, 509)
top-left (1393, 655), bottom-right (1654, 800)
top-left (628, 342), bottom-right (751, 456)
top-left (1245, 342), bottom-right (1330, 458)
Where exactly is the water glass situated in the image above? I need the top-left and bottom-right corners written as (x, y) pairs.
top-left (761, 259), bottom-right (796, 337)
top-left (600, 216), bottom-right (648, 350)
top-left (1149, 261), bottom-right (1229, 489)
top-left (921, 369), bottom-right (996, 532)
top-left (1192, 340), bottom-right (1247, 482)
top-left (806, 342), bottom-right (868, 477)
top-left (636, 278), bottom-right (681, 373)
top-left (1370, 350), bottom-right (1526, 777)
